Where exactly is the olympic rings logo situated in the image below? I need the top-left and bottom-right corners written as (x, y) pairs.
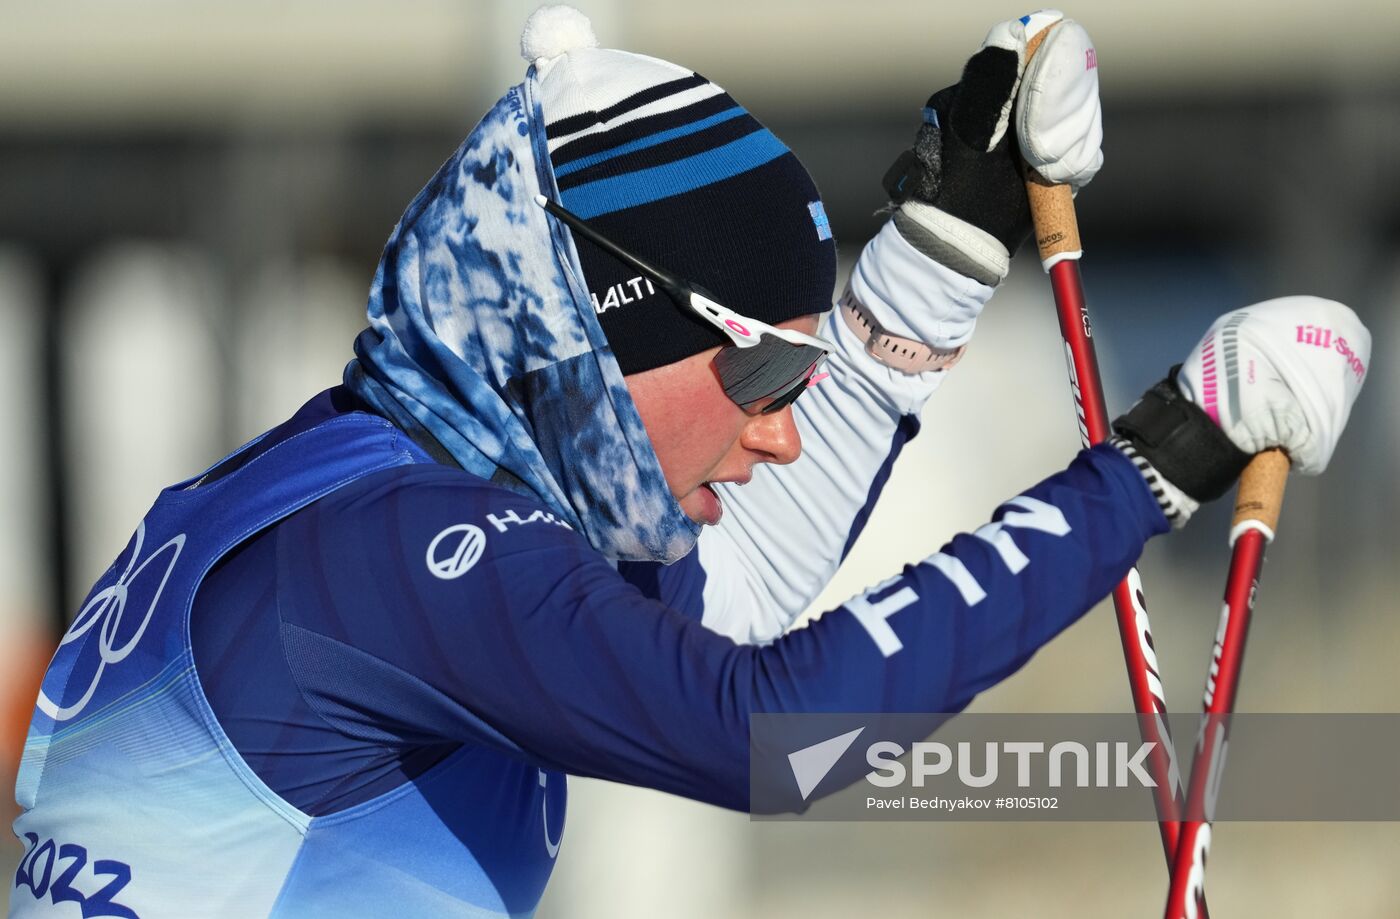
top-left (36, 521), bottom-right (185, 723)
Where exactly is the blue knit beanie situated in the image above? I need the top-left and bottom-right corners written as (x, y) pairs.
top-left (525, 6), bottom-right (838, 375)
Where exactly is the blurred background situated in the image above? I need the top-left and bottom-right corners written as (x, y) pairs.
top-left (2, 1), bottom-right (1397, 915)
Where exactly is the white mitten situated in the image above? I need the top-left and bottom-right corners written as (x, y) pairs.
top-left (1176, 296), bottom-right (1370, 475)
top-left (1012, 14), bottom-right (1103, 188)
top-left (1112, 297), bottom-right (1370, 527)
top-left (859, 11), bottom-right (1104, 365)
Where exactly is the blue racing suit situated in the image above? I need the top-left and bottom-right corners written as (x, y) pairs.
top-left (10, 62), bottom-right (1168, 918)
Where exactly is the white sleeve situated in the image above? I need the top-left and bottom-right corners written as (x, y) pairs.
top-left (697, 221), bottom-right (996, 644)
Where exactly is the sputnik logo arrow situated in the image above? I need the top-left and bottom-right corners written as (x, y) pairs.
top-left (788, 727), bottom-right (865, 801)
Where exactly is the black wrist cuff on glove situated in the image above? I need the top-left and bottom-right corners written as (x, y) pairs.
top-left (1111, 366), bottom-right (1252, 503)
top-left (883, 150), bottom-right (931, 206)
top-left (882, 135), bottom-right (1028, 255)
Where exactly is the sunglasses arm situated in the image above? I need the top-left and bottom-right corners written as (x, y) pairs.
top-left (535, 194), bottom-right (692, 302)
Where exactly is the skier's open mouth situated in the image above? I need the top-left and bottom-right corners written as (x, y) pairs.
top-left (696, 482), bottom-right (723, 526)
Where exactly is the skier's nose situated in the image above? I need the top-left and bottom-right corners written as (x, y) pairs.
top-left (741, 406), bottom-right (803, 466)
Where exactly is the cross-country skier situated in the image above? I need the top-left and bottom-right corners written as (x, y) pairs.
top-left (10, 7), bottom-right (1369, 918)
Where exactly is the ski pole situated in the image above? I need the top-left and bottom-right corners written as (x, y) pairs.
top-left (1163, 449), bottom-right (1289, 919)
top-left (1019, 23), bottom-right (1197, 893)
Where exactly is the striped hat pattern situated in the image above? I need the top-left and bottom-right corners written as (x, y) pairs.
top-left (528, 7), bottom-right (837, 375)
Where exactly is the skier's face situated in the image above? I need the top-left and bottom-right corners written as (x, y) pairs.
top-left (625, 314), bottom-right (821, 526)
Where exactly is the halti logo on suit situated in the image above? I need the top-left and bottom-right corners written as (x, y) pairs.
top-left (426, 525), bottom-right (488, 580)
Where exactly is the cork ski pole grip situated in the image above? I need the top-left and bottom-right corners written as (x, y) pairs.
top-left (1020, 22), bottom-right (1083, 266)
top-left (1232, 448), bottom-right (1290, 533)
top-left (1026, 173), bottom-right (1082, 263)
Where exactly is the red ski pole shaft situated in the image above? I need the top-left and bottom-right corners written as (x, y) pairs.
top-left (1031, 182), bottom-right (1188, 824)
top-left (1019, 24), bottom-right (1192, 886)
top-left (1029, 173), bottom-right (1189, 875)
top-left (1164, 449), bottom-right (1289, 919)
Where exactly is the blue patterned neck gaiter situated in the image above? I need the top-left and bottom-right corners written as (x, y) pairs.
top-left (345, 69), bottom-right (699, 563)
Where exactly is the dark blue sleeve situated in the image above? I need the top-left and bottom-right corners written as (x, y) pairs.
top-left (275, 445), bottom-right (1168, 811)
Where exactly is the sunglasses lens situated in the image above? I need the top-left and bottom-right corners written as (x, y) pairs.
top-left (713, 337), bottom-right (826, 413)
top-left (756, 368), bottom-right (817, 414)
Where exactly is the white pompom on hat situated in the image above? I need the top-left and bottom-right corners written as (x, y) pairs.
top-left (521, 4), bottom-right (704, 155)
top-left (520, 5), bottom-right (599, 64)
